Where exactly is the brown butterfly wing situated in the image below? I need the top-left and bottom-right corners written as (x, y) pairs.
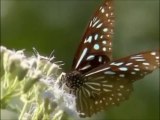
top-left (72, 0), bottom-right (114, 74)
top-left (74, 50), bottom-right (159, 117)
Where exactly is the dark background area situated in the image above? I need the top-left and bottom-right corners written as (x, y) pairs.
top-left (1, 0), bottom-right (159, 120)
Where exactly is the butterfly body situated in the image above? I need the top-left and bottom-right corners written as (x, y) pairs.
top-left (65, 71), bottom-right (83, 90)
top-left (62, 0), bottom-right (159, 118)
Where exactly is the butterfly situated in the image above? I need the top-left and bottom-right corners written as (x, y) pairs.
top-left (62, 0), bottom-right (160, 118)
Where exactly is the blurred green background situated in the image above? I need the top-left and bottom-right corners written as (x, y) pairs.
top-left (1, 0), bottom-right (159, 120)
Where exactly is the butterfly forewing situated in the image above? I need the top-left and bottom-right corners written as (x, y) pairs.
top-left (74, 50), bottom-right (159, 117)
top-left (72, 0), bottom-right (114, 73)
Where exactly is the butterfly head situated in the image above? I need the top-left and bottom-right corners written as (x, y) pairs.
top-left (65, 71), bottom-right (84, 90)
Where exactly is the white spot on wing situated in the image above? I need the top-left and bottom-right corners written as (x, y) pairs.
top-left (103, 28), bottom-right (108, 32)
top-left (85, 84), bottom-right (100, 91)
top-left (103, 84), bottom-right (113, 87)
top-left (102, 41), bottom-right (107, 44)
top-left (134, 68), bottom-right (140, 71)
top-left (96, 23), bottom-right (103, 28)
top-left (83, 88), bottom-right (91, 97)
top-left (142, 62), bottom-right (150, 65)
top-left (134, 65), bottom-right (139, 67)
top-left (92, 19), bottom-right (100, 28)
top-left (109, 97), bottom-right (112, 100)
top-left (118, 93), bottom-right (122, 96)
top-left (106, 13), bottom-right (109, 17)
top-left (84, 36), bottom-right (92, 43)
top-left (119, 67), bottom-right (128, 71)
top-left (89, 21), bottom-right (92, 27)
top-left (75, 48), bottom-right (88, 69)
top-left (131, 71), bottom-right (136, 74)
top-left (135, 59), bottom-right (146, 61)
top-left (85, 67), bottom-right (110, 77)
top-left (79, 65), bottom-right (91, 71)
top-left (151, 52), bottom-right (156, 55)
top-left (100, 36), bottom-right (103, 39)
top-left (94, 44), bottom-right (100, 50)
top-left (104, 89), bottom-right (111, 92)
top-left (99, 6), bottom-right (103, 10)
top-left (104, 71), bottom-right (116, 75)
top-left (86, 55), bottom-right (95, 61)
top-left (86, 82), bottom-right (100, 86)
top-left (120, 85), bottom-right (124, 88)
top-left (119, 74), bottom-right (125, 77)
top-left (94, 34), bottom-right (98, 40)
top-left (111, 62), bottom-right (123, 66)
top-left (126, 63), bottom-right (133, 66)
top-left (101, 8), bottom-right (105, 13)
top-left (131, 56), bottom-right (143, 59)
top-left (99, 56), bottom-right (102, 62)
top-left (103, 47), bottom-right (106, 51)
top-left (93, 17), bottom-right (97, 22)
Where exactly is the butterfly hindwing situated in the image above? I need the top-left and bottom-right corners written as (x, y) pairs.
top-left (72, 0), bottom-right (114, 73)
top-left (75, 76), bottom-right (133, 117)
top-left (74, 50), bottom-right (159, 117)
